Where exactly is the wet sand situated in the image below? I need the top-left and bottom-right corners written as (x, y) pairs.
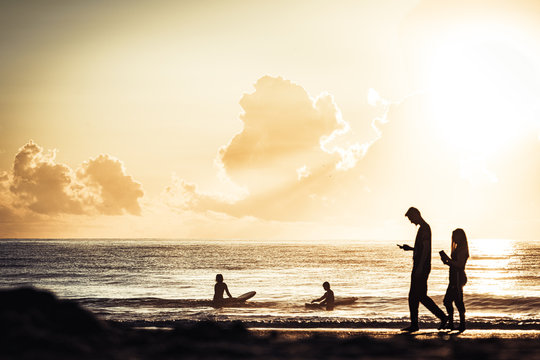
top-left (250, 327), bottom-right (540, 340)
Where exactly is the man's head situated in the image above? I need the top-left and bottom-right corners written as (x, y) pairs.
top-left (323, 281), bottom-right (330, 290)
top-left (405, 207), bottom-right (422, 225)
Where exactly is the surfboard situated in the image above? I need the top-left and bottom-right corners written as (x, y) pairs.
top-left (234, 291), bottom-right (256, 302)
top-left (305, 297), bottom-right (358, 309)
top-left (305, 302), bottom-right (325, 309)
top-left (335, 297), bottom-right (358, 306)
top-left (218, 291), bottom-right (256, 306)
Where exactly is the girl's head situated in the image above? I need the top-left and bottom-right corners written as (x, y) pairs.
top-left (216, 274), bottom-right (224, 283)
top-left (451, 228), bottom-right (469, 258)
top-left (323, 281), bottom-right (330, 290)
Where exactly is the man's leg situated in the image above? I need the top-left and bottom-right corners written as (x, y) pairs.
top-left (402, 281), bottom-right (420, 331)
top-left (418, 282), bottom-right (447, 327)
top-left (420, 294), bottom-right (446, 319)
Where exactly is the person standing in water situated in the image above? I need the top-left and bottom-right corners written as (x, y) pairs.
top-left (213, 274), bottom-right (232, 307)
top-left (440, 228), bottom-right (469, 332)
top-left (398, 207), bottom-right (447, 332)
top-left (311, 281), bottom-right (335, 310)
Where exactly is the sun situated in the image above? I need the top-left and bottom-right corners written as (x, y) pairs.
top-left (425, 24), bottom-right (539, 158)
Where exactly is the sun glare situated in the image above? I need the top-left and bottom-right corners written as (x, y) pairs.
top-left (468, 238), bottom-right (517, 297)
top-left (426, 25), bottom-right (539, 158)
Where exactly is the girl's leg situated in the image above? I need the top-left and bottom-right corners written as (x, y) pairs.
top-left (456, 286), bottom-right (466, 332)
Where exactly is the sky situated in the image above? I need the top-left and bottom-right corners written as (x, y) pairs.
top-left (1, 0), bottom-right (540, 240)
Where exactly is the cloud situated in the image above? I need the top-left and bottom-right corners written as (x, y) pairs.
top-left (3, 140), bottom-right (143, 216)
top-left (296, 165), bottom-right (310, 180)
top-left (218, 76), bottom-right (345, 191)
top-left (10, 141), bottom-right (85, 214)
top-left (163, 174), bottom-right (233, 214)
top-left (321, 88), bottom-right (392, 170)
top-left (0, 173), bottom-right (20, 229)
top-left (77, 155), bottom-right (144, 215)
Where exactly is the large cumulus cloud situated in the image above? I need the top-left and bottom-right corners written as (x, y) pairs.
top-left (3, 140), bottom-right (143, 216)
top-left (218, 76), bottom-right (347, 192)
top-left (167, 76), bottom-right (382, 222)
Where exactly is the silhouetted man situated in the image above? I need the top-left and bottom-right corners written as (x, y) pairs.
top-left (398, 207), bottom-right (447, 332)
top-left (310, 281), bottom-right (335, 311)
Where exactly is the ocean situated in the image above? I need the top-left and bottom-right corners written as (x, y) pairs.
top-left (1, 238), bottom-right (539, 329)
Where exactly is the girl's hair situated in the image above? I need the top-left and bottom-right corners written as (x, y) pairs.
top-left (216, 274), bottom-right (223, 282)
top-left (451, 228), bottom-right (469, 260)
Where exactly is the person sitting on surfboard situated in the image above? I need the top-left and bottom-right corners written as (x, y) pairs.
top-left (213, 274), bottom-right (232, 307)
top-left (311, 281), bottom-right (335, 310)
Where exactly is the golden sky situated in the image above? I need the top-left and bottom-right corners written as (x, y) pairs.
top-left (1, 0), bottom-right (540, 240)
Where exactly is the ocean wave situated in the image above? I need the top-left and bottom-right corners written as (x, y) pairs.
top-left (79, 297), bottom-right (213, 308)
top-left (113, 317), bottom-right (540, 331)
top-left (77, 294), bottom-right (540, 313)
top-left (78, 297), bottom-right (284, 309)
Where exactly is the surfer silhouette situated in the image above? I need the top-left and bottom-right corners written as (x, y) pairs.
top-left (398, 207), bottom-right (447, 332)
top-left (311, 281), bottom-right (335, 310)
top-left (440, 228), bottom-right (469, 332)
top-left (213, 273), bottom-right (232, 307)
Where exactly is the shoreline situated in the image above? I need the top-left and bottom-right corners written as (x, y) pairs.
top-left (249, 327), bottom-right (540, 339)
top-left (114, 318), bottom-right (540, 331)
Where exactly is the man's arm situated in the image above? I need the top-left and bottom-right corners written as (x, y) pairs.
top-left (312, 294), bottom-right (327, 303)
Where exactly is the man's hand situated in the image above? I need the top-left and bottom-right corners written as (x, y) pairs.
top-left (397, 244), bottom-right (414, 251)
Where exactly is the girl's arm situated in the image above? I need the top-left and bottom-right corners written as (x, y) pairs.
top-left (444, 249), bottom-right (467, 269)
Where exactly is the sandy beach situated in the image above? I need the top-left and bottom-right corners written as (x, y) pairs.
top-left (2, 287), bottom-right (539, 360)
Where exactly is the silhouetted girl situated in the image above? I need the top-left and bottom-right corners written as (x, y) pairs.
top-left (213, 274), bottom-right (232, 307)
top-left (440, 228), bottom-right (469, 332)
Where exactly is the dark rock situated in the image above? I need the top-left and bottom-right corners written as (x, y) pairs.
top-left (0, 287), bottom-right (104, 336)
top-left (0, 287), bottom-right (108, 359)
